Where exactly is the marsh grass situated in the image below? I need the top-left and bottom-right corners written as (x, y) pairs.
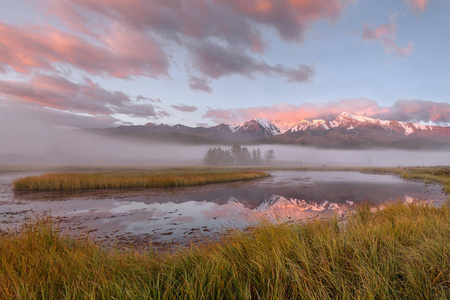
top-left (398, 167), bottom-right (450, 195)
top-left (0, 202), bottom-right (449, 299)
top-left (4, 166), bottom-right (450, 299)
top-left (13, 169), bottom-right (269, 191)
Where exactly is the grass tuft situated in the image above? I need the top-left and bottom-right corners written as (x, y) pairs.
top-left (13, 169), bottom-right (270, 191)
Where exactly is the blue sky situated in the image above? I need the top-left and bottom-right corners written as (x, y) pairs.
top-left (0, 0), bottom-right (448, 128)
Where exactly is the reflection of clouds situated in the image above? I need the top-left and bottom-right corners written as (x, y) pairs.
top-left (200, 203), bottom-right (248, 220)
top-left (110, 201), bottom-right (151, 213)
top-left (3, 171), bottom-right (448, 245)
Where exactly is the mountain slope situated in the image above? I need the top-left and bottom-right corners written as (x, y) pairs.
top-left (80, 113), bottom-right (450, 149)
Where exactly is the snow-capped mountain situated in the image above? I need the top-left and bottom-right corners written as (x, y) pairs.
top-left (81, 112), bottom-right (450, 149)
top-left (229, 118), bottom-right (280, 137)
top-left (271, 120), bottom-right (298, 134)
top-left (275, 112), bottom-right (444, 136)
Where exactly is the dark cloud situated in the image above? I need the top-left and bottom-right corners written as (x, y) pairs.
top-left (136, 95), bottom-right (162, 103)
top-left (0, 74), bottom-right (158, 119)
top-left (171, 104), bottom-right (198, 113)
top-left (189, 76), bottom-right (212, 93)
top-left (192, 41), bottom-right (315, 82)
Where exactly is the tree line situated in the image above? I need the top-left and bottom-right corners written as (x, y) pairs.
top-left (203, 145), bottom-right (275, 166)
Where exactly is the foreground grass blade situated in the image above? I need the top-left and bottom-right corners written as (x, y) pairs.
top-left (0, 202), bottom-right (449, 299)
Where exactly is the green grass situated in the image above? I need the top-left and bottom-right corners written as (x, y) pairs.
top-left (13, 169), bottom-right (270, 191)
top-left (1, 202), bottom-right (449, 299)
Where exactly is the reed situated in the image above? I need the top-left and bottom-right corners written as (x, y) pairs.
top-left (0, 202), bottom-right (449, 299)
top-left (14, 169), bottom-right (270, 191)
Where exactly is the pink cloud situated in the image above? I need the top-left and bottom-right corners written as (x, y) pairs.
top-left (203, 98), bottom-right (450, 125)
top-left (403, 0), bottom-right (429, 14)
top-left (362, 20), bottom-right (414, 57)
top-left (0, 22), bottom-right (169, 78)
top-left (34, 0), bottom-right (347, 91)
top-left (0, 74), bottom-right (165, 119)
top-left (220, 0), bottom-right (342, 41)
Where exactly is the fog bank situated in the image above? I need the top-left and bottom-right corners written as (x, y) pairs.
top-left (1, 107), bottom-right (449, 167)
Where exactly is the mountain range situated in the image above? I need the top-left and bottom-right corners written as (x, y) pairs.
top-left (82, 112), bottom-right (450, 149)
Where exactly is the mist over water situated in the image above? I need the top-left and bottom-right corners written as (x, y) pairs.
top-left (1, 106), bottom-right (449, 167)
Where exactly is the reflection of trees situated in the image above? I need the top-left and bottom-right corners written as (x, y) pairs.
top-left (203, 145), bottom-right (274, 166)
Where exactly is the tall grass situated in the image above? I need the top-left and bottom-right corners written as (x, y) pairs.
top-left (14, 169), bottom-right (270, 191)
top-left (1, 202), bottom-right (449, 299)
top-left (398, 167), bottom-right (450, 194)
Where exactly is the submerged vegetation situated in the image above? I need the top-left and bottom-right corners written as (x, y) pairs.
top-left (0, 202), bottom-right (449, 299)
top-left (14, 169), bottom-right (269, 191)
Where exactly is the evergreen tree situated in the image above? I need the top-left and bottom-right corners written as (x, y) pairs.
top-left (203, 148), bottom-right (215, 165)
top-left (231, 144), bottom-right (241, 164)
top-left (264, 149), bottom-right (275, 163)
top-left (240, 147), bottom-right (251, 165)
top-left (203, 145), bottom-right (273, 166)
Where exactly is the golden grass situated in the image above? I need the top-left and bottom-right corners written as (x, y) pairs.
top-left (14, 169), bottom-right (270, 191)
top-left (2, 166), bottom-right (449, 298)
top-left (398, 167), bottom-right (450, 194)
top-left (0, 202), bottom-right (449, 299)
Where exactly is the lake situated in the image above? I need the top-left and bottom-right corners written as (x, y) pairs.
top-left (1, 170), bottom-right (447, 248)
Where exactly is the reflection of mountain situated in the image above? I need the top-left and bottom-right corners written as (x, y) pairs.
top-left (228, 194), bottom-right (353, 213)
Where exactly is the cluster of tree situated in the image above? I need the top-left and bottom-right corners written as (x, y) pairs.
top-left (203, 145), bottom-right (275, 166)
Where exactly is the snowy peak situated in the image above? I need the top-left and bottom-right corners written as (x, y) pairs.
top-left (144, 113), bottom-right (446, 138)
top-left (280, 112), bottom-right (444, 136)
top-left (231, 118), bottom-right (280, 137)
top-left (271, 120), bottom-right (298, 134)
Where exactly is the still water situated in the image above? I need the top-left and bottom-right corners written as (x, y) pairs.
top-left (0, 171), bottom-right (447, 245)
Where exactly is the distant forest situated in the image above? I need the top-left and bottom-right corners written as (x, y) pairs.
top-left (203, 145), bottom-right (275, 166)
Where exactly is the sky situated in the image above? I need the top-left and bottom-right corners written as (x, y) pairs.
top-left (0, 0), bottom-right (449, 129)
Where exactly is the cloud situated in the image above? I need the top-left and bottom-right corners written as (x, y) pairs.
top-left (0, 22), bottom-right (169, 78)
top-left (24, 0), bottom-right (347, 91)
top-left (136, 95), bottom-right (162, 103)
top-left (171, 104), bottom-right (198, 113)
top-left (362, 19), bottom-right (414, 57)
top-left (402, 0), bottom-right (429, 14)
top-left (203, 98), bottom-right (450, 125)
top-left (0, 102), bottom-right (120, 129)
top-left (0, 74), bottom-right (161, 119)
top-left (191, 41), bottom-right (315, 83)
top-left (220, 0), bottom-right (342, 42)
top-left (50, 0), bottom-right (343, 45)
top-left (381, 100), bottom-right (450, 124)
top-left (189, 76), bottom-right (212, 93)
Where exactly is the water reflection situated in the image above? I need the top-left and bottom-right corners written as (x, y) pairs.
top-left (1, 171), bottom-right (447, 244)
